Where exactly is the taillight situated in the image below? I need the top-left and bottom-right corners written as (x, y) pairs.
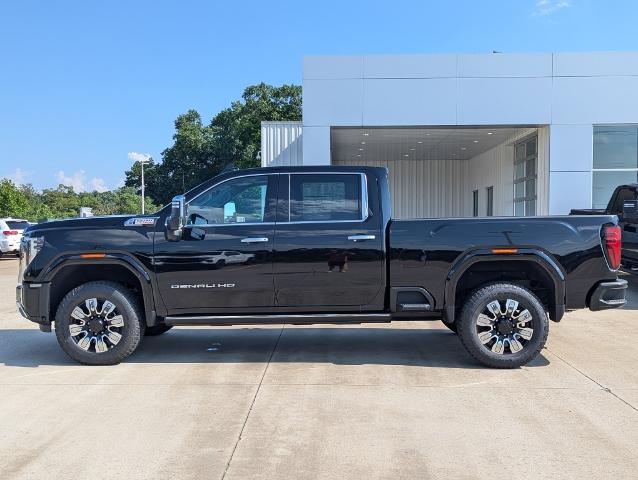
top-left (604, 225), bottom-right (621, 270)
top-left (2, 230), bottom-right (18, 236)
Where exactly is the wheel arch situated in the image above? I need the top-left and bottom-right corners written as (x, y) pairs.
top-left (444, 249), bottom-right (566, 325)
top-left (43, 254), bottom-right (157, 327)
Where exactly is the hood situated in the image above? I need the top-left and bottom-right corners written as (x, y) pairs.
top-left (25, 215), bottom-right (144, 234)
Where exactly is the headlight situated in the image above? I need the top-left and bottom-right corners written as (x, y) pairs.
top-left (18, 236), bottom-right (44, 283)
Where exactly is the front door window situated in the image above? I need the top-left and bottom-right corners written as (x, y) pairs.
top-left (187, 175), bottom-right (269, 225)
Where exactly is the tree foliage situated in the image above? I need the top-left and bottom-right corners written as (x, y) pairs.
top-left (0, 179), bottom-right (158, 222)
top-left (125, 83), bottom-right (302, 205)
top-left (1, 82), bottom-right (300, 220)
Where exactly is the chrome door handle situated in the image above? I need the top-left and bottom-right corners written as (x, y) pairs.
top-left (348, 234), bottom-right (376, 242)
top-left (241, 237), bottom-right (269, 243)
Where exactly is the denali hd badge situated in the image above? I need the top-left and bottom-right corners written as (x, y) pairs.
top-left (170, 283), bottom-right (236, 289)
top-left (124, 217), bottom-right (158, 227)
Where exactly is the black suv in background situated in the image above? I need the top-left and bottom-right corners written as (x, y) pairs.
top-left (571, 183), bottom-right (638, 270)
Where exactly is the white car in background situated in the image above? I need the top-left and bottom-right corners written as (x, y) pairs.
top-left (0, 218), bottom-right (30, 257)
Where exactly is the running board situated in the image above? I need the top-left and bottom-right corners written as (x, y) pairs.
top-left (164, 313), bottom-right (392, 326)
top-left (398, 303), bottom-right (432, 312)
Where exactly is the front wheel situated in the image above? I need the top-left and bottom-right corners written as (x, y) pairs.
top-left (457, 283), bottom-right (549, 368)
top-left (54, 281), bottom-right (144, 365)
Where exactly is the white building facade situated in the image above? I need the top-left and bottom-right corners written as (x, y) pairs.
top-left (262, 52), bottom-right (638, 218)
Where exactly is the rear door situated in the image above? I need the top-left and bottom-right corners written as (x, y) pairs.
top-left (273, 172), bottom-right (385, 310)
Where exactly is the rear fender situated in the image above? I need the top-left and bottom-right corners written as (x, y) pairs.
top-left (443, 248), bottom-right (566, 324)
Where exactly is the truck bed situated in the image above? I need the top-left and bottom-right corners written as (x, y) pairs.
top-left (388, 215), bottom-right (618, 310)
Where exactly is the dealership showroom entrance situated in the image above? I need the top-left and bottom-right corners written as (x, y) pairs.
top-left (330, 126), bottom-right (548, 219)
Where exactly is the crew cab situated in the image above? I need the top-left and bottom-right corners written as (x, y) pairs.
top-left (17, 166), bottom-right (627, 368)
top-left (570, 183), bottom-right (638, 270)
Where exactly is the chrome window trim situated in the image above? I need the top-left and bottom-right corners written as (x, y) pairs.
top-left (183, 171), bottom-right (369, 228)
top-left (185, 173), bottom-right (272, 228)
top-left (187, 222), bottom-right (276, 228)
top-left (284, 172), bottom-right (369, 225)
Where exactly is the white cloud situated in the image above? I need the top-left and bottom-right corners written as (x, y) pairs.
top-left (2, 168), bottom-right (30, 184)
top-left (533, 0), bottom-right (571, 16)
top-left (128, 152), bottom-right (151, 163)
top-left (55, 170), bottom-right (87, 192)
top-left (55, 170), bottom-right (109, 193)
top-left (56, 170), bottom-right (111, 192)
top-left (90, 177), bottom-right (109, 193)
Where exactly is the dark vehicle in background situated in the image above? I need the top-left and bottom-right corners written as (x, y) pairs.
top-left (570, 184), bottom-right (638, 270)
top-left (16, 166), bottom-right (626, 368)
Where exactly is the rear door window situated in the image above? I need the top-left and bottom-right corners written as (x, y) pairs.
top-left (289, 174), bottom-right (362, 222)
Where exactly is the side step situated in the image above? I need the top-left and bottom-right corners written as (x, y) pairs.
top-left (164, 313), bottom-right (392, 326)
top-left (397, 303), bottom-right (432, 312)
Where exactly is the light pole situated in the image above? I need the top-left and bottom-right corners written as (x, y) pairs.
top-left (139, 157), bottom-right (151, 214)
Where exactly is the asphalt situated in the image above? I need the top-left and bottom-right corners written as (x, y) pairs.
top-left (1, 257), bottom-right (637, 479)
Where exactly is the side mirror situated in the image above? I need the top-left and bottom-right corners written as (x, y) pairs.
top-left (166, 195), bottom-right (186, 241)
top-left (622, 200), bottom-right (638, 221)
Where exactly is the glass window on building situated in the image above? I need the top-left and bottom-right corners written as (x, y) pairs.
top-left (472, 190), bottom-right (479, 217)
top-left (486, 186), bottom-right (494, 216)
top-left (593, 125), bottom-right (638, 209)
top-left (514, 136), bottom-right (537, 216)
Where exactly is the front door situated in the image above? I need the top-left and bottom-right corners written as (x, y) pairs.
top-left (273, 172), bottom-right (385, 310)
top-left (154, 174), bottom-right (277, 313)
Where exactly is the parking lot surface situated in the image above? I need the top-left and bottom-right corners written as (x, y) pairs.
top-left (1, 257), bottom-right (638, 479)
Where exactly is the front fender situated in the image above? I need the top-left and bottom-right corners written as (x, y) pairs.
top-left (42, 253), bottom-right (158, 326)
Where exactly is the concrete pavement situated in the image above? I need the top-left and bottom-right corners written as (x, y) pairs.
top-left (1, 257), bottom-right (637, 479)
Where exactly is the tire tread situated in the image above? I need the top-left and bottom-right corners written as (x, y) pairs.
top-left (54, 281), bottom-right (144, 365)
top-left (456, 282), bottom-right (549, 368)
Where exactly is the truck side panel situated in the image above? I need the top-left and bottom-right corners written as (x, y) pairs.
top-left (389, 216), bottom-right (618, 310)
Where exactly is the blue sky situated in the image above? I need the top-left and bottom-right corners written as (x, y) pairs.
top-left (1, 0), bottom-right (637, 191)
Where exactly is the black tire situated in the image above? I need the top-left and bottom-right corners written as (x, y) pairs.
top-left (144, 324), bottom-right (173, 336)
top-left (54, 281), bottom-right (144, 365)
top-left (456, 282), bottom-right (549, 368)
top-left (441, 320), bottom-right (457, 333)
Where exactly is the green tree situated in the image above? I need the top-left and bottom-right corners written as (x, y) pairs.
top-left (125, 83), bottom-right (302, 205)
top-left (40, 185), bottom-right (81, 219)
top-left (0, 179), bottom-right (31, 218)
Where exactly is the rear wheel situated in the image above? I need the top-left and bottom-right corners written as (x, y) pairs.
top-left (144, 325), bottom-right (173, 336)
top-left (54, 281), bottom-right (144, 365)
top-left (457, 283), bottom-right (548, 368)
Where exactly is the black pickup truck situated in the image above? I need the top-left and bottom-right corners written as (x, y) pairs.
top-left (570, 183), bottom-right (638, 270)
top-left (17, 166), bottom-right (627, 368)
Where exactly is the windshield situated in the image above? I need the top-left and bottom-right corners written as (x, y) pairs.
top-left (6, 221), bottom-right (29, 230)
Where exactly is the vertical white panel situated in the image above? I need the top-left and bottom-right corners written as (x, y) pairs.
top-left (333, 156), bottom-right (468, 219)
top-left (536, 126), bottom-right (550, 215)
top-left (302, 126), bottom-right (330, 165)
top-left (549, 124), bottom-right (593, 171)
top-left (549, 172), bottom-right (592, 214)
top-left (260, 122), bottom-right (303, 167)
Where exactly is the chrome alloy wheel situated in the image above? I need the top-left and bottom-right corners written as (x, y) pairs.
top-left (68, 298), bottom-right (125, 353)
top-left (475, 299), bottom-right (534, 355)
